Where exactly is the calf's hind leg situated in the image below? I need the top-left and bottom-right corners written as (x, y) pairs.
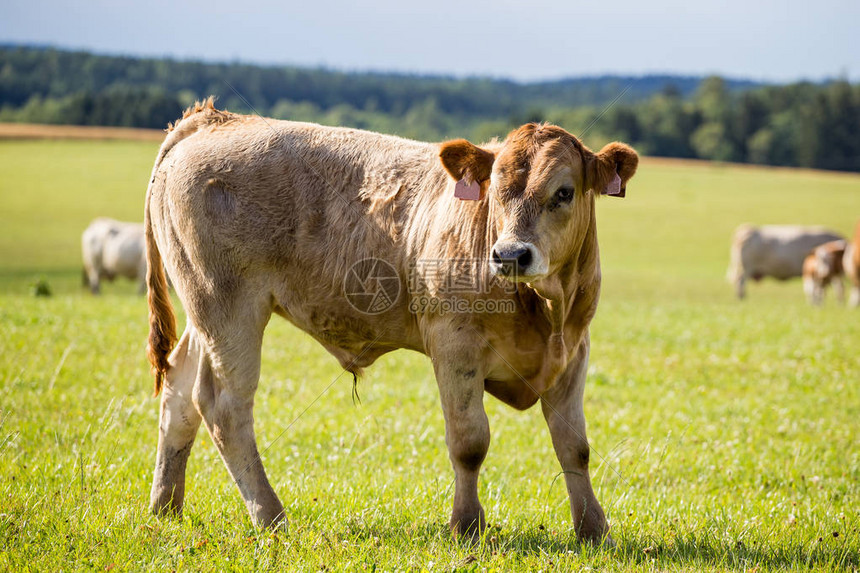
top-left (150, 328), bottom-right (204, 516)
top-left (191, 298), bottom-right (285, 527)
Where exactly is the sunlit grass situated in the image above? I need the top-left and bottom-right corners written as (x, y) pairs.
top-left (1, 140), bottom-right (859, 570)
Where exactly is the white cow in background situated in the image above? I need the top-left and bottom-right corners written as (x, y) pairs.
top-left (81, 218), bottom-right (146, 294)
top-left (727, 224), bottom-right (844, 299)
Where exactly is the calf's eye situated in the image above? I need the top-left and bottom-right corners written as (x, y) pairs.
top-left (556, 187), bottom-right (574, 203)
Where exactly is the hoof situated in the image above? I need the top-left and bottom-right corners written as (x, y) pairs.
top-left (450, 508), bottom-right (486, 542)
top-left (251, 504), bottom-right (288, 531)
top-left (576, 521), bottom-right (613, 547)
top-left (150, 487), bottom-right (184, 518)
top-left (150, 503), bottom-right (182, 519)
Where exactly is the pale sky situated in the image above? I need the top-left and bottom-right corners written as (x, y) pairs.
top-left (2, 0), bottom-right (858, 82)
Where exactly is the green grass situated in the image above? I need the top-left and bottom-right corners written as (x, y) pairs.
top-left (1, 140), bottom-right (859, 571)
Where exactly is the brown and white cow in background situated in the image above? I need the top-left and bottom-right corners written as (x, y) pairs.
top-left (727, 224), bottom-right (844, 299)
top-left (843, 221), bottom-right (860, 307)
top-left (81, 217), bottom-right (147, 294)
top-left (802, 240), bottom-right (846, 305)
top-left (144, 99), bottom-right (638, 544)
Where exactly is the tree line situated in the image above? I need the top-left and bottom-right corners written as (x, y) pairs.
top-left (1, 46), bottom-right (858, 171)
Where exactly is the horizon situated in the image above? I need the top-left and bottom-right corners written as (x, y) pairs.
top-left (1, 41), bottom-right (795, 85)
top-left (2, 0), bottom-right (857, 83)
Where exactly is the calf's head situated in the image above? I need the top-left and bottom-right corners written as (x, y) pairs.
top-left (440, 124), bottom-right (638, 283)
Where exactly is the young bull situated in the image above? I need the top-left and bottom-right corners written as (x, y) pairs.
top-left (145, 99), bottom-right (638, 544)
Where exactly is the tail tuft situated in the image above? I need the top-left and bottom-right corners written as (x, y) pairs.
top-left (144, 178), bottom-right (176, 397)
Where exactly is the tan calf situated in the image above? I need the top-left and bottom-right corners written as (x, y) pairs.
top-left (145, 99), bottom-right (637, 544)
top-left (802, 240), bottom-right (846, 305)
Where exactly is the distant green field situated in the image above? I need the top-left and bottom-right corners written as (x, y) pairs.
top-left (1, 139), bottom-right (859, 571)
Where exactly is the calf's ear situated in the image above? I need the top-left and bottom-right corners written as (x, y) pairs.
top-left (586, 142), bottom-right (639, 198)
top-left (439, 139), bottom-right (495, 192)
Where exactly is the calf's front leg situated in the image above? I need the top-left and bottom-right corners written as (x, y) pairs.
top-left (541, 335), bottom-right (611, 545)
top-left (430, 333), bottom-right (490, 538)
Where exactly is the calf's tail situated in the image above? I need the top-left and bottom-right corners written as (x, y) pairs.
top-left (144, 166), bottom-right (176, 397)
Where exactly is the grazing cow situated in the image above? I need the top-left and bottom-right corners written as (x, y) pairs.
top-left (843, 222), bottom-right (860, 307)
top-left (144, 100), bottom-right (638, 544)
top-left (802, 240), bottom-right (846, 305)
top-left (81, 218), bottom-right (146, 294)
top-left (727, 224), bottom-right (844, 299)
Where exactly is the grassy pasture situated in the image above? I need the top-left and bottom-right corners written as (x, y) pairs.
top-left (1, 138), bottom-right (859, 571)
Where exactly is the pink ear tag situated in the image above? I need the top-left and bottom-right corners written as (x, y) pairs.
top-left (602, 173), bottom-right (624, 197)
top-left (454, 178), bottom-right (482, 201)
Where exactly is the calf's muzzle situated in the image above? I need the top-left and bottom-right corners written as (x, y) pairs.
top-left (490, 241), bottom-right (540, 279)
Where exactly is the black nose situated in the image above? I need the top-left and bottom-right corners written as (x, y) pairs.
top-left (492, 245), bottom-right (533, 275)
